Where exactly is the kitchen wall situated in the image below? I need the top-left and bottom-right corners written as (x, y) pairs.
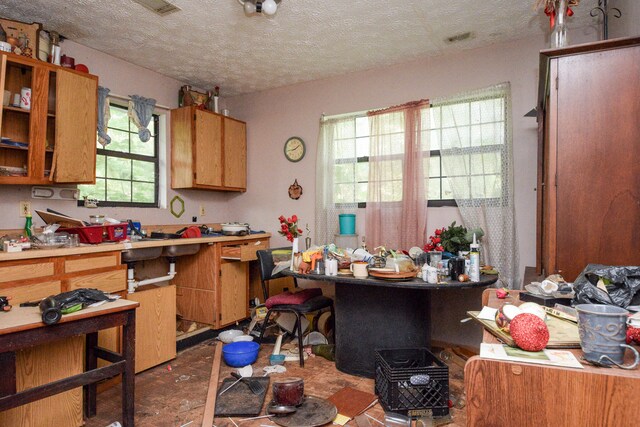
top-left (225, 27), bottom-right (611, 347)
top-left (0, 40), bottom-right (234, 230)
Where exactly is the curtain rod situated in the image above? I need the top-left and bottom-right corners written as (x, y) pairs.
top-left (108, 92), bottom-right (172, 111)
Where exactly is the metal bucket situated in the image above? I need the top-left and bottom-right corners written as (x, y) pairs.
top-left (576, 304), bottom-right (639, 369)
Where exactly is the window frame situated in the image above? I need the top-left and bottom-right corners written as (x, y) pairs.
top-left (78, 104), bottom-right (160, 208)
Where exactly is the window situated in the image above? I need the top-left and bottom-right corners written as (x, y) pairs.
top-left (78, 104), bottom-right (159, 207)
top-left (332, 93), bottom-right (506, 207)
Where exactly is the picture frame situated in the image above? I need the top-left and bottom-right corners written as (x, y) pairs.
top-left (0, 17), bottom-right (42, 59)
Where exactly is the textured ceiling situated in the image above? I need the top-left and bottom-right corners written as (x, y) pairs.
top-left (0, 0), bottom-right (599, 97)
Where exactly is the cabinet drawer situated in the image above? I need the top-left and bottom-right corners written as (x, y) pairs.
top-left (221, 240), bottom-right (268, 261)
top-left (0, 261), bottom-right (55, 283)
top-left (0, 280), bottom-right (61, 305)
top-left (65, 254), bottom-right (119, 273)
top-left (66, 268), bottom-right (126, 293)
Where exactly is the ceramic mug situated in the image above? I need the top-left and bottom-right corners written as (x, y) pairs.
top-left (576, 304), bottom-right (640, 369)
top-left (350, 261), bottom-right (368, 278)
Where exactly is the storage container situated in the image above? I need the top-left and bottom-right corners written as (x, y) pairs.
top-left (375, 348), bottom-right (449, 418)
top-left (59, 225), bottom-right (104, 244)
top-left (338, 214), bottom-right (356, 235)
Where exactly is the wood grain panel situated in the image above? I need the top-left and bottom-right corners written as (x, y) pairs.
top-left (465, 357), bottom-right (639, 427)
top-left (0, 280), bottom-right (60, 305)
top-left (220, 261), bottom-right (248, 326)
top-left (220, 239), bottom-right (268, 261)
top-left (28, 65), bottom-right (49, 179)
top-left (170, 243), bottom-right (217, 291)
top-left (0, 261), bottom-right (55, 283)
top-left (170, 106), bottom-right (194, 188)
top-left (223, 117), bottom-right (246, 189)
top-left (176, 286), bottom-right (215, 325)
top-left (0, 336), bottom-right (84, 427)
top-left (127, 285), bottom-right (176, 372)
top-left (64, 254), bottom-right (118, 273)
top-left (195, 110), bottom-right (222, 186)
top-left (555, 46), bottom-right (640, 280)
top-left (51, 69), bottom-right (97, 183)
top-left (65, 268), bottom-right (126, 293)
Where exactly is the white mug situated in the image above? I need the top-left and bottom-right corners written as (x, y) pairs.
top-left (350, 261), bottom-right (368, 278)
top-left (20, 87), bottom-right (31, 110)
top-left (326, 258), bottom-right (338, 276)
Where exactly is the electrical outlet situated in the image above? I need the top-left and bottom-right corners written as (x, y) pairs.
top-left (199, 205), bottom-right (206, 216)
top-left (19, 201), bottom-right (31, 217)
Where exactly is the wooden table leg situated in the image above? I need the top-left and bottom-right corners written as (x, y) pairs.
top-left (122, 310), bottom-right (136, 427)
top-left (0, 352), bottom-right (16, 397)
top-left (84, 332), bottom-right (98, 418)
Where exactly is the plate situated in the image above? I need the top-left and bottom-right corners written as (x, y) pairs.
top-left (272, 396), bottom-right (337, 427)
top-left (337, 269), bottom-right (352, 276)
top-left (369, 270), bottom-right (418, 280)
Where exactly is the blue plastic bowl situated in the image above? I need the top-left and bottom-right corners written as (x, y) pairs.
top-left (222, 341), bottom-right (260, 367)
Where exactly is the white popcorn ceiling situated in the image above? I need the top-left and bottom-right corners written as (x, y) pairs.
top-left (0, 0), bottom-right (599, 97)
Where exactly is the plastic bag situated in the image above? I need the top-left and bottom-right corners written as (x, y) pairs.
top-left (572, 264), bottom-right (640, 308)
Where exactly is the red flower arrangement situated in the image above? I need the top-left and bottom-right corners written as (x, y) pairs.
top-left (278, 215), bottom-right (303, 243)
top-left (423, 227), bottom-right (445, 252)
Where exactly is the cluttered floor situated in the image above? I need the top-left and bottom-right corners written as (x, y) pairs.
top-left (85, 339), bottom-right (470, 427)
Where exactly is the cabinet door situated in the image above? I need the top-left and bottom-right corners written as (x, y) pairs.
top-left (219, 260), bottom-right (248, 326)
top-left (51, 69), bottom-right (97, 183)
top-left (194, 110), bottom-right (223, 186)
top-left (555, 46), bottom-right (640, 280)
top-left (223, 117), bottom-right (246, 189)
top-left (128, 285), bottom-right (177, 372)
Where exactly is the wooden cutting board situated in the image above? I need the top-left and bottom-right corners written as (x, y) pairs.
top-left (468, 311), bottom-right (581, 348)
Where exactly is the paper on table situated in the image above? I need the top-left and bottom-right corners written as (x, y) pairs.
top-left (480, 343), bottom-right (584, 369)
top-left (477, 306), bottom-right (498, 320)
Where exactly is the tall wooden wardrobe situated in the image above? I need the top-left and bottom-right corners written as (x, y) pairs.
top-left (536, 37), bottom-right (640, 281)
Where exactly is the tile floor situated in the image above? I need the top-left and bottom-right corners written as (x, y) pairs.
top-left (85, 339), bottom-right (468, 427)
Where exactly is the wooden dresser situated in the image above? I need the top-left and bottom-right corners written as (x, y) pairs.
top-left (536, 37), bottom-right (640, 281)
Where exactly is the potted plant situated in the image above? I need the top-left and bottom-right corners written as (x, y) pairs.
top-left (424, 221), bottom-right (484, 257)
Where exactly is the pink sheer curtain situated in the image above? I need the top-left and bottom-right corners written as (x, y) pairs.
top-left (365, 100), bottom-right (429, 250)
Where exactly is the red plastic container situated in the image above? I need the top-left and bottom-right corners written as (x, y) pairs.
top-left (60, 223), bottom-right (128, 244)
top-left (104, 223), bottom-right (128, 242)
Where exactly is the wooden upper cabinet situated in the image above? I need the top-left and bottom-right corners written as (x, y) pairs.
top-left (0, 52), bottom-right (98, 185)
top-left (223, 116), bottom-right (247, 189)
top-left (536, 37), bottom-right (640, 281)
top-left (171, 106), bottom-right (247, 191)
top-left (51, 69), bottom-right (98, 183)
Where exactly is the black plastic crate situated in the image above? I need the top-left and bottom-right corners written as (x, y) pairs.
top-left (375, 348), bottom-right (449, 418)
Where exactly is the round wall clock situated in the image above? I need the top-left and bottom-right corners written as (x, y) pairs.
top-left (284, 137), bottom-right (306, 162)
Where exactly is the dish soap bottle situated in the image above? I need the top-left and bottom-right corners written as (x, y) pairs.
top-left (24, 212), bottom-right (33, 238)
top-left (469, 233), bottom-right (480, 282)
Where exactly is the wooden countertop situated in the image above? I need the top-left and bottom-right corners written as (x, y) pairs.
top-left (0, 233), bottom-right (271, 262)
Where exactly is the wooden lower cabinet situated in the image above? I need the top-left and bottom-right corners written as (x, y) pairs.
top-left (220, 260), bottom-right (248, 326)
top-left (127, 284), bottom-right (177, 373)
top-left (175, 238), bottom-right (267, 329)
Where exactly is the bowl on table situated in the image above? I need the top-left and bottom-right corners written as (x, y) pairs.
top-left (232, 334), bottom-right (254, 342)
top-left (222, 341), bottom-right (260, 367)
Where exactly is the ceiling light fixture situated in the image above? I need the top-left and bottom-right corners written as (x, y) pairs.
top-left (237, 0), bottom-right (281, 16)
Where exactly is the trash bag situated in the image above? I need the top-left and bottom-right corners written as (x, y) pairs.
top-left (572, 264), bottom-right (640, 308)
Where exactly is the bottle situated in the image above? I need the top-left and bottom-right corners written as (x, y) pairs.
top-left (469, 233), bottom-right (480, 282)
top-left (24, 213), bottom-right (33, 238)
top-left (49, 31), bottom-right (61, 65)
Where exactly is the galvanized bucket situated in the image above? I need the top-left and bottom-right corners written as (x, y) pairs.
top-left (576, 304), bottom-right (639, 369)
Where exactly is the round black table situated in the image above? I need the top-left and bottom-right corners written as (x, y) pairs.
top-left (283, 270), bottom-right (497, 378)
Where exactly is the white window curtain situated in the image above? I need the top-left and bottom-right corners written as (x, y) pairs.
top-left (315, 113), bottom-right (361, 245)
top-left (365, 100), bottom-right (429, 250)
top-left (434, 82), bottom-right (520, 288)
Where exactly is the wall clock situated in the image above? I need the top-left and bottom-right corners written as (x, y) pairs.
top-left (284, 137), bottom-right (306, 162)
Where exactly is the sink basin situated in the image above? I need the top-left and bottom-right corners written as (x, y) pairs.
top-left (162, 244), bottom-right (201, 257)
top-left (121, 247), bottom-right (163, 263)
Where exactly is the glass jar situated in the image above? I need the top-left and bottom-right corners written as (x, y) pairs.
top-left (550, 0), bottom-right (568, 48)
